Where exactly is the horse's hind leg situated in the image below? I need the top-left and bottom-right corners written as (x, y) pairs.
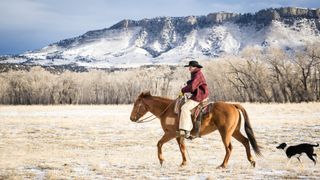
top-left (157, 133), bottom-right (175, 167)
top-left (176, 138), bottom-right (187, 167)
top-left (233, 130), bottom-right (256, 167)
top-left (218, 132), bottom-right (233, 168)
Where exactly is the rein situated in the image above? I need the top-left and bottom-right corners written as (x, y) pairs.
top-left (136, 99), bottom-right (176, 123)
top-left (136, 115), bottom-right (157, 123)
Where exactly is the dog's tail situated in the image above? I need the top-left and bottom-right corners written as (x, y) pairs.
top-left (234, 104), bottom-right (262, 156)
top-left (313, 143), bottom-right (319, 147)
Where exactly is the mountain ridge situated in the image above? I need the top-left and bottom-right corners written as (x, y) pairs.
top-left (1, 7), bottom-right (320, 68)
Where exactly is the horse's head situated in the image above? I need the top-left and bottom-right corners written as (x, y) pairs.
top-left (130, 91), bottom-right (151, 122)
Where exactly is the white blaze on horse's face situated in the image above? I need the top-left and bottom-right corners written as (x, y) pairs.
top-left (130, 98), bottom-right (148, 122)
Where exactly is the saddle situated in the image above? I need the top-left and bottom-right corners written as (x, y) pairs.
top-left (174, 96), bottom-right (212, 138)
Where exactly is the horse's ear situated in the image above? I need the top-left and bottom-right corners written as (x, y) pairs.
top-left (143, 91), bottom-right (151, 96)
top-left (139, 91), bottom-right (151, 97)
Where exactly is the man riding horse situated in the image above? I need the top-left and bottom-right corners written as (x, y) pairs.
top-left (178, 60), bottom-right (209, 140)
top-left (130, 61), bottom-right (261, 168)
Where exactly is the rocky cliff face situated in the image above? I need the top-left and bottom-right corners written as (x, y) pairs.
top-left (1, 7), bottom-right (320, 68)
top-left (109, 7), bottom-right (320, 29)
top-left (237, 7), bottom-right (320, 26)
top-left (56, 7), bottom-right (320, 49)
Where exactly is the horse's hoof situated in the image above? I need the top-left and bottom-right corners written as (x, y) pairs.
top-left (180, 162), bottom-right (187, 167)
top-left (160, 160), bottom-right (164, 167)
top-left (216, 165), bottom-right (226, 169)
top-left (251, 161), bottom-right (256, 168)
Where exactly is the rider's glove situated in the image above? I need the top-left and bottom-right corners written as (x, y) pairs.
top-left (178, 91), bottom-right (184, 98)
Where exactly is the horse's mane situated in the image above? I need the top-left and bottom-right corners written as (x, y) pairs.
top-left (149, 95), bottom-right (174, 104)
top-left (139, 91), bottom-right (175, 105)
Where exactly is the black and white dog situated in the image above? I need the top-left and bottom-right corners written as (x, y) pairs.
top-left (277, 142), bottom-right (319, 165)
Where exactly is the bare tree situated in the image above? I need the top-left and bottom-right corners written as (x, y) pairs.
top-left (293, 44), bottom-right (320, 101)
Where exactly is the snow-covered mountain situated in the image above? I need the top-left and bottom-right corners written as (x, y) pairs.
top-left (1, 7), bottom-right (320, 68)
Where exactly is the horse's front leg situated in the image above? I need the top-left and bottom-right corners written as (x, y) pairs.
top-left (176, 137), bottom-right (187, 167)
top-left (157, 133), bottom-right (175, 166)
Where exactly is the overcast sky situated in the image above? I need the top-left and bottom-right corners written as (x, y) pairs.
top-left (0, 0), bottom-right (319, 55)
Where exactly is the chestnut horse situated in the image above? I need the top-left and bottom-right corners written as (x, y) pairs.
top-left (130, 91), bottom-right (261, 168)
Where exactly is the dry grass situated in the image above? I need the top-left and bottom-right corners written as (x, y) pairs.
top-left (0, 103), bottom-right (320, 179)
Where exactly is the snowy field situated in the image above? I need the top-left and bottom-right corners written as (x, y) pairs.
top-left (0, 103), bottom-right (320, 179)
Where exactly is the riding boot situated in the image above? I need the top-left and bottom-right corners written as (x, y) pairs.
top-left (185, 130), bottom-right (191, 138)
top-left (186, 132), bottom-right (196, 140)
top-left (177, 129), bottom-right (194, 141)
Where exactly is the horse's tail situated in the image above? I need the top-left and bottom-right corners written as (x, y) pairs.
top-left (234, 104), bottom-right (262, 156)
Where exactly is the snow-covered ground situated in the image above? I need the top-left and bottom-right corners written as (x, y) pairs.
top-left (0, 103), bottom-right (319, 179)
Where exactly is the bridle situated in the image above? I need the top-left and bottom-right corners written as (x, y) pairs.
top-left (135, 98), bottom-right (176, 123)
top-left (134, 101), bottom-right (154, 123)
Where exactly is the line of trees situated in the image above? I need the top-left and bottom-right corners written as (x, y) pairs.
top-left (0, 45), bottom-right (319, 104)
top-left (0, 66), bottom-right (186, 104)
top-left (204, 44), bottom-right (320, 103)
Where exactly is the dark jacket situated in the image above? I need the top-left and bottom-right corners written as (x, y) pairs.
top-left (181, 69), bottom-right (209, 102)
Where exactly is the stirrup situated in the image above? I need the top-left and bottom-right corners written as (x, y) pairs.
top-left (186, 132), bottom-right (197, 140)
top-left (187, 135), bottom-right (196, 140)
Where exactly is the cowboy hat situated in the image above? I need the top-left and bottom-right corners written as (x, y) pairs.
top-left (184, 61), bottom-right (203, 68)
